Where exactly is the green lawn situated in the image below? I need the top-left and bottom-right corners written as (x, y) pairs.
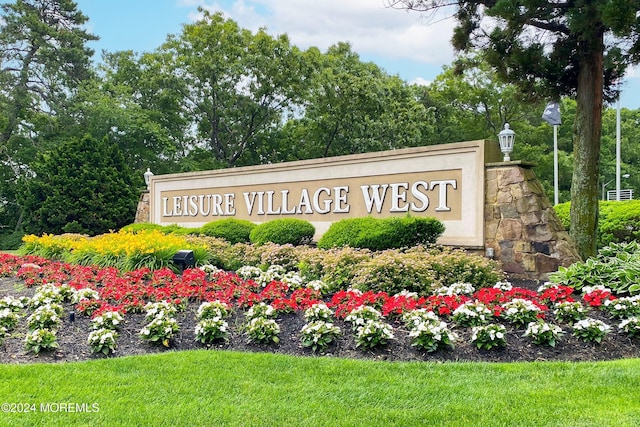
top-left (0, 350), bottom-right (638, 426)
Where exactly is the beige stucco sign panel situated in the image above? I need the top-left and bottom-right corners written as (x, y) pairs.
top-left (150, 140), bottom-right (497, 247)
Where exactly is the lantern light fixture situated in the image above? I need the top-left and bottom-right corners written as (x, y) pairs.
top-left (143, 168), bottom-right (154, 189)
top-left (498, 123), bottom-right (516, 162)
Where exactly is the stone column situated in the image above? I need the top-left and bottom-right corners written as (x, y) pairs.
top-left (485, 161), bottom-right (581, 280)
top-left (134, 190), bottom-right (150, 223)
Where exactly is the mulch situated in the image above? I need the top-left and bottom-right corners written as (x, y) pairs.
top-left (2, 276), bottom-right (640, 365)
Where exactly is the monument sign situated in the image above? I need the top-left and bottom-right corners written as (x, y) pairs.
top-left (149, 140), bottom-right (500, 247)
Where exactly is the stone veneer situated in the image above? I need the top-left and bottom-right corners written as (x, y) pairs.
top-left (485, 161), bottom-right (581, 280)
top-left (134, 191), bottom-right (150, 224)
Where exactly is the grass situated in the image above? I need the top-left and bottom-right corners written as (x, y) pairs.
top-left (0, 351), bottom-right (639, 426)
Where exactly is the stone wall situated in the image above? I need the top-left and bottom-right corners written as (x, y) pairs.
top-left (485, 161), bottom-right (581, 280)
top-left (134, 191), bottom-right (150, 223)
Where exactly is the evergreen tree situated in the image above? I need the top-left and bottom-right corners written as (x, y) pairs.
top-left (18, 135), bottom-right (138, 235)
top-left (0, 0), bottom-right (97, 233)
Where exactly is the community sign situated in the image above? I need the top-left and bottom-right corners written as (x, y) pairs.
top-left (149, 140), bottom-right (500, 247)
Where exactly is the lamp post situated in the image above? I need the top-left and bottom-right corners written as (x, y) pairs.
top-left (498, 123), bottom-right (516, 162)
top-left (143, 168), bottom-right (154, 189)
top-left (602, 173), bottom-right (630, 200)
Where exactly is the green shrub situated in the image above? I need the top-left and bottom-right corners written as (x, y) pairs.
top-left (217, 243), bottom-right (263, 271)
top-left (167, 226), bottom-right (201, 236)
top-left (121, 223), bottom-right (199, 236)
top-left (349, 247), bottom-right (500, 295)
top-left (317, 216), bottom-right (444, 250)
top-left (0, 230), bottom-right (26, 250)
top-left (201, 219), bottom-right (256, 244)
top-left (254, 243), bottom-right (300, 271)
top-left (393, 216), bottom-right (445, 247)
top-left (599, 201), bottom-right (640, 248)
top-left (553, 202), bottom-right (570, 230)
top-left (553, 200), bottom-right (640, 249)
top-left (183, 235), bottom-right (232, 269)
top-left (297, 246), bottom-right (372, 293)
top-left (350, 250), bottom-right (436, 295)
top-left (413, 246), bottom-right (503, 288)
top-left (317, 217), bottom-right (376, 249)
top-left (549, 241), bottom-right (640, 295)
top-left (296, 244), bottom-right (502, 295)
top-left (249, 219), bottom-right (315, 246)
top-left (18, 135), bottom-right (137, 236)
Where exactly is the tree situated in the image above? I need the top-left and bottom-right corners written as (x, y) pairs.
top-left (274, 43), bottom-right (434, 161)
top-left (18, 135), bottom-right (138, 236)
top-left (0, 0), bottom-right (97, 232)
top-left (60, 50), bottom-right (188, 176)
top-left (422, 52), bottom-right (546, 141)
top-left (154, 10), bottom-right (314, 168)
top-left (389, 0), bottom-right (640, 259)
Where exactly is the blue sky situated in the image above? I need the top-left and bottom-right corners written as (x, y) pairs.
top-left (74, 0), bottom-right (640, 110)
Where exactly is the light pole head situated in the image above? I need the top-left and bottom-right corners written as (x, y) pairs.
top-left (498, 123), bottom-right (516, 162)
top-left (143, 168), bottom-right (154, 189)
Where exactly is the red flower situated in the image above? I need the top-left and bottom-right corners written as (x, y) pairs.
top-left (583, 289), bottom-right (616, 307)
top-left (540, 285), bottom-right (575, 304)
top-left (423, 294), bottom-right (471, 317)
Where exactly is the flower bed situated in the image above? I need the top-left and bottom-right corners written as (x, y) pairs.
top-left (1, 253), bottom-right (640, 364)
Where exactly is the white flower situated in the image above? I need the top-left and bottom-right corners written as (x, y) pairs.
top-left (573, 318), bottom-right (611, 333)
top-left (434, 282), bottom-right (475, 296)
top-left (394, 290), bottom-right (419, 299)
top-left (246, 303), bottom-right (276, 320)
top-left (304, 303), bottom-right (333, 321)
top-left (72, 287), bottom-right (100, 304)
top-left (306, 280), bottom-right (327, 292)
top-left (236, 265), bottom-right (262, 280)
top-left (345, 306), bottom-right (382, 327)
top-left (197, 301), bottom-right (231, 319)
top-left (282, 271), bottom-right (305, 288)
top-left (536, 282), bottom-right (555, 292)
top-left (199, 264), bottom-right (222, 276)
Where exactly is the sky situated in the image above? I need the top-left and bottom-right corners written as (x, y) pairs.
top-left (74, 0), bottom-right (640, 110)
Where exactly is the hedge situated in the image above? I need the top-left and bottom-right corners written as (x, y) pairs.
top-left (317, 216), bottom-right (444, 250)
top-left (249, 218), bottom-right (315, 246)
top-left (553, 200), bottom-right (640, 249)
top-left (200, 219), bottom-right (256, 244)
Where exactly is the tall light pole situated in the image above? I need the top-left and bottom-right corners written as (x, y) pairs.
top-left (542, 102), bottom-right (561, 205)
top-left (553, 124), bottom-right (559, 205)
top-left (616, 89), bottom-right (622, 200)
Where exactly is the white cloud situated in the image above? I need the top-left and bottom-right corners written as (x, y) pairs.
top-left (185, 0), bottom-right (456, 66)
top-left (409, 77), bottom-right (432, 86)
top-left (174, 1), bottom-right (640, 109)
top-left (626, 65), bottom-right (640, 79)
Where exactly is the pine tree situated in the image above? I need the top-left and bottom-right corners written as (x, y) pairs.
top-left (19, 135), bottom-right (138, 235)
